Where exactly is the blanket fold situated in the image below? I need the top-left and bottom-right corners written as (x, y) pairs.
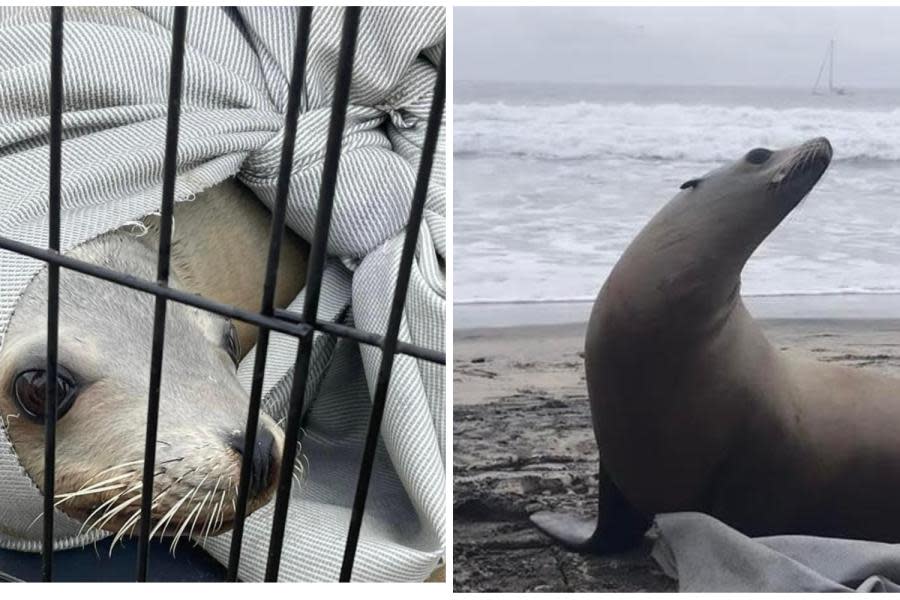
top-left (653, 512), bottom-right (900, 592)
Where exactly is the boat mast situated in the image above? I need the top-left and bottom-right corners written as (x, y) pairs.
top-left (812, 42), bottom-right (828, 94)
top-left (828, 39), bottom-right (834, 93)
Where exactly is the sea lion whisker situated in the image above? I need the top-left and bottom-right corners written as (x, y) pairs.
top-left (301, 453), bottom-right (310, 477)
top-left (79, 495), bottom-right (140, 534)
top-left (1, 412), bottom-right (21, 430)
top-left (64, 467), bottom-right (165, 506)
top-left (26, 510), bottom-right (48, 532)
top-left (155, 502), bottom-right (180, 540)
top-left (77, 484), bottom-right (142, 536)
top-left (207, 494), bottom-right (222, 541)
top-left (159, 472), bottom-right (206, 541)
top-left (170, 500), bottom-right (203, 555)
top-left (155, 487), bottom-right (189, 541)
top-left (150, 488), bottom-right (193, 540)
top-left (67, 471), bottom-right (137, 494)
top-left (293, 455), bottom-right (306, 478)
top-left (201, 477), bottom-right (222, 543)
top-left (794, 151), bottom-right (812, 181)
top-left (162, 467), bottom-right (196, 493)
top-left (55, 473), bottom-right (132, 498)
top-left (80, 460), bottom-right (144, 487)
top-left (115, 498), bottom-right (160, 551)
top-left (202, 506), bottom-right (216, 545)
top-left (215, 488), bottom-right (227, 531)
top-left (77, 482), bottom-right (143, 536)
top-left (150, 468), bottom-right (205, 541)
top-left (110, 509), bottom-right (144, 555)
top-left (190, 504), bottom-right (204, 548)
top-left (93, 492), bottom-right (142, 532)
top-left (55, 481), bottom-right (130, 504)
top-left (189, 491), bottom-right (212, 542)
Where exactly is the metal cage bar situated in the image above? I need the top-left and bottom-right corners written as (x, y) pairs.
top-left (42, 6), bottom-right (65, 583)
top-left (10, 4), bottom-right (446, 583)
top-left (135, 7), bottom-right (188, 581)
top-left (274, 309), bottom-right (445, 364)
top-left (225, 5), bottom-right (315, 581)
top-left (0, 232), bottom-right (439, 363)
top-left (256, 7), bottom-right (321, 583)
top-left (262, 6), bottom-right (361, 580)
top-left (338, 42), bottom-right (446, 583)
top-left (0, 236), bottom-right (313, 339)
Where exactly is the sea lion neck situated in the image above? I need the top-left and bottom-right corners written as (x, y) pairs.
top-left (594, 192), bottom-right (750, 344)
top-left (138, 179), bottom-right (309, 353)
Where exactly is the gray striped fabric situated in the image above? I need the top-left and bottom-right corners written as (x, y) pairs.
top-left (0, 6), bottom-right (445, 582)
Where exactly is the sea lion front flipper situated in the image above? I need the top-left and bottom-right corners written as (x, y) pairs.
top-left (530, 465), bottom-right (650, 554)
top-left (530, 511), bottom-right (599, 551)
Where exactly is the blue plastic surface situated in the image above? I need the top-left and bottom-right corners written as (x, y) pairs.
top-left (0, 537), bottom-right (225, 582)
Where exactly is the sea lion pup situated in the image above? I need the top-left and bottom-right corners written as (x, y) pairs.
top-left (0, 178), bottom-right (309, 544)
top-left (533, 137), bottom-right (900, 553)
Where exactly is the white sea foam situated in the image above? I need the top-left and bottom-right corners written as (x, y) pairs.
top-left (455, 101), bottom-right (900, 163)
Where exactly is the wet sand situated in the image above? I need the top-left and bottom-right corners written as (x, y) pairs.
top-left (452, 319), bottom-right (900, 592)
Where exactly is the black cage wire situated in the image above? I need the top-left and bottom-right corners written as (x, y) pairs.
top-left (0, 5), bottom-right (446, 583)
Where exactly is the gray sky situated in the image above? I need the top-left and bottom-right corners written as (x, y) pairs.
top-left (455, 7), bottom-right (900, 88)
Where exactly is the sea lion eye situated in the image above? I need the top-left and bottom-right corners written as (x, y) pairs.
top-left (680, 178), bottom-right (701, 190)
top-left (745, 148), bottom-right (773, 165)
top-left (224, 324), bottom-right (241, 369)
top-left (12, 367), bottom-right (78, 423)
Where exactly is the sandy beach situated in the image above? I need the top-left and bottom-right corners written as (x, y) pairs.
top-left (453, 319), bottom-right (900, 592)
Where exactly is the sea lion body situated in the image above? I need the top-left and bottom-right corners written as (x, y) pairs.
top-left (138, 181), bottom-right (308, 355)
top-left (0, 178), bottom-right (308, 542)
top-left (533, 137), bottom-right (900, 549)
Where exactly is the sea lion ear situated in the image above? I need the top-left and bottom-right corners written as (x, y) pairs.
top-left (680, 178), bottom-right (701, 190)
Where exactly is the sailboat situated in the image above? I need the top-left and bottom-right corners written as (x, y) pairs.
top-left (812, 39), bottom-right (848, 96)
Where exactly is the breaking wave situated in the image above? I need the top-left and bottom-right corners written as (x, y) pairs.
top-left (455, 101), bottom-right (900, 164)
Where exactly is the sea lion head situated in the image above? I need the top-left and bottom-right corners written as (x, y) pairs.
top-left (677, 137), bottom-right (832, 251)
top-left (604, 138), bottom-right (833, 334)
top-left (0, 231), bottom-right (287, 545)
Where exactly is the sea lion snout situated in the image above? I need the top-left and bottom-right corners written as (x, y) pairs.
top-left (228, 425), bottom-right (282, 499)
top-left (807, 135), bottom-right (833, 159)
top-left (792, 136), bottom-right (832, 173)
top-left (770, 136), bottom-right (832, 205)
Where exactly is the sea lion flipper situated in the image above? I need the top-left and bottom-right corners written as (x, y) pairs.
top-left (531, 468), bottom-right (650, 554)
top-left (529, 506), bottom-right (647, 554)
top-left (530, 510), bottom-right (597, 551)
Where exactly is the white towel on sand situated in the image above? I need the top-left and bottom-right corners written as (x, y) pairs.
top-left (0, 6), bottom-right (445, 582)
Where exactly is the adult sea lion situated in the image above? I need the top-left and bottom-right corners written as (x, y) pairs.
top-left (532, 137), bottom-right (900, 552)
top-left (0, 178), bottom-right (308, 546)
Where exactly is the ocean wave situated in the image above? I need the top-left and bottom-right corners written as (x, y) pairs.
top-left (455, 101), bottom-right (900, 164)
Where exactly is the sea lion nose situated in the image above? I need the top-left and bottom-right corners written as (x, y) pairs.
top-left (808, 136), bottom-right (833, 160)
top-left (229, 427), bottom-right (278, 497)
